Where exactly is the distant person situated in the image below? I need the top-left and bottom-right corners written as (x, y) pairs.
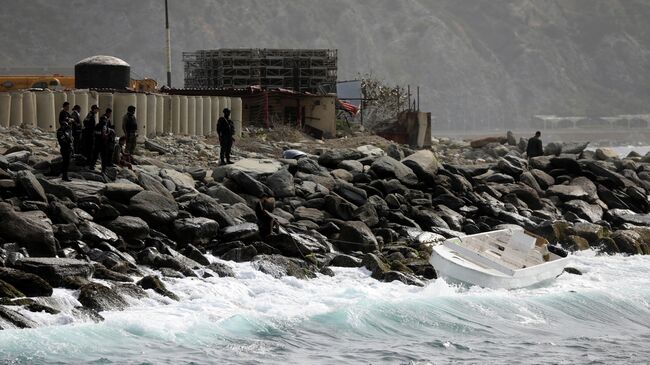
top-left (255, 195), bottom-right (277, 239)
top-left (122, 105), bottom-right (138, 155)
top-left (58, 101), bottom-right (71, 126)
top-left (526, 131), bottom-right (544, 158)
top-left (103, 122), bottom-right (117, 172)
top-left (217, 108), bottom-right (235, 165)
top-left (56, 116), bottom-right (73, 181)
top-left (90, 108), bottom-right (111, 171)
top-left (82, 104), bottom-right (100, 166)
top-left (70, 104), bottom-right (82, 155)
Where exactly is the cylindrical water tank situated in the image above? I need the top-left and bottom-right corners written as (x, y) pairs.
top-left (202, 96), bottom-right (212, 136)
top-left (65, 91), bottom-right (76, 108)
top-left (74, 90), bottom-right (89, 118)
top-left (231, 97), bottom-right (243, 138)
top-left (171, 95), bottom-right (180, 134)
top-left (136, 93), bottom-right (147, 141)
top-left (113, 92), bottom-right (136, 137)
top-left (187, 97), bottom-right (196, 136)
top-left (10, 92), bottom-right (23, 127)
top-left (225, 97), bottom-right (232, 111)
top-left (36, 91), bottom-right (56, 131)
top-left (98, 93), bottom-right (113, 119)
top-left (156, 95), bottom-right (164, 135)
top-left (53, 92), bottom-right (67, 120)
top-left (146, 94), bottom-right (157, 137)
top-left (88, 91), bottom-right (99, 123)
top-left (195, 97), bottom-right (203, 136)
top-left (75, 55), bottom-right (130, 89)
top-left (22, 92), bottom-right (36, 127)
top-left (211, 96), bottom-right (220, 135)
top-left (217, 97), bottom-right (228, 119)
top-left (179, 96), bottom-right (188, 135)
top-left (0, 93), bottom-right (10, 128)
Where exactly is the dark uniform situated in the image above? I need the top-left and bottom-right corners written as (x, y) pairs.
top-left (56, 120), bottom-right (73, 181)
top-left (122, 111), bottom-right (137, 155)
top-left (90, 113), bottom-right (110, 170)
top-left (70, 109), bottom-right (82, 155)
top-left (103, 124), bottom-right (116, 171)
top-left (526, 135), bottom-right (543, 158)
top-left (217, 114), bottom-right (235, 164)
top-left (58, 109), bottom-right (70, 126)
top-left (82, 111), bottom-right (97, 166)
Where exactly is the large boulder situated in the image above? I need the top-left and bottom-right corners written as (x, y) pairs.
top-left (161, 169), bottom-right (196, 190)
top-left (137, 172), bottom-right (174, 201)
top-left (15, 170), bottom-right (47, 202)
top-left (103, 182), bottom-right (144, 202)
top-left (251, 255), bottom-right (318, 279)
top-left (369, 156), bottom-right (418, 185)
top-left (187, 193), bottom-right (238, 227)
top-left (335, 221), bottom-right (380, 253)
top-left (266, 232), bottom-right (329, 257)
top-left (401, 150), bottom-right (440, 183)
top-left (78, 283), bottom-right (129, 311)
top-left (137, 275), bottom-right (179, 301)
top-left (333, 181), bottom-right (367, 206)
top-left (129, 191), bottom-right (179, 226)
top-left (564, 200), bottom-right (603, 223)
top-left (0, 306), bottom-right (37, 329)
top-left (547, 184), bottom-right (589, 201)
top-left (206, 184), bottom-right (247, 205)
top-left (266, 168), bottom-right (295, 198)
top-left (104, 216), bottom-right (150, 241)
top-left (79, 221), bottom-right (119, 243)
top-left (318, 149), bottom-right (364, 168)
top-left (227, 170), bottom-right (273, 197)
top-left (0, 203), bottom-right (57, 257)
top-left (173, 217), bottom-right (220, 244)
top-left (11, 258), bottom-right (94, 287)
top-left (0, 267), bottom-right (53, 297)
top-left (596, 148), bottom-right (619, 160)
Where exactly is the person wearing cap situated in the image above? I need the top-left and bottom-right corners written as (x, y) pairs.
top-left (216, 108), bottom-right (235, 165)
top-left (82, 104), bottom-right (99, 167)
top-left (122, 105), bottom-right (138, 156)
top-left (70, 105), bottom-right (82, 155)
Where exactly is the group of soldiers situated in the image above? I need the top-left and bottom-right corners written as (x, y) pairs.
top-left (55, 102), bottom-right (237, 180)
top-left (56, 102), bottom-right (137, 181)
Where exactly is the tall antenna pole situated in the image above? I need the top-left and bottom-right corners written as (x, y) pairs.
top-left (165, 0), bottom-right (172, 87)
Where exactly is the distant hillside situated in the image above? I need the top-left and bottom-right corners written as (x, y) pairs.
top-left (1, 0), bottom-right (649, 129)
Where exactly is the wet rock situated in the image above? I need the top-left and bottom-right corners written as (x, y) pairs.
top-left (78, 283), bottom-right (129, 311)
top-left (583, 161), bottom-right (634, 189)
top-left (251, 254), bottom-right (317, 279)
top-left (61, 276), bottom-right (92, 289)
top-left (370, 156), bottom-right (418, 185)
top-left (11, 258), bottom-right (94, 287)
top-left (137, 275), bottom-right (179, 301)
top-left (0, 267), bottom-right (53, 297)
top-left (129, 191), bottom-right (179, 226)
top-left (79, 221), bottom-right (119, 243)
top-left (186, 193), bottom-right (237, 228)
top-left (92, 264), bottom-right (133, 282)
top-left (0, 203), bottom-right (57, 257)
top-left (381, 271), bottom-right (425, 286)
top-left (227, 202), bottom-right (257, 222)
top-left (0, 279), bottom-right (24, 298)
top-left (221, 223), bottom-right (259, 242)
top-left (221, 245), bottom-right (258, 262)
top-left (547, 184), bottom-right (589, 201)
top-left (173, 217), bottom-right (220, 244)
top-left (495, 157), bottom-right (523, 177)
top-left (335, 220), bottom-right (380, 253)
top-left (564, 200), bottom-right (603, 223)
top-left (362, 253), bottom-right (390, 279)
top-left (608, 209), bottom-right (650, 226)
top-left (329, 253), bottom-right (363, 267)
top-left (266, 232), bottom-right (329, 257)
top-left (324, 194), bottom-right (357, 220)
top-left (15, 170), bottom-right (47, 202)
top-left (181, 244), bottom-right (210, 266)
top-left (569, 222), bottom-right (609, 242)
top-left (38, 177), bottom-right (76, 202)
top-left (401, 150), bottom-right (440, 183)
top-left (206, 262), bottom-right (236, 277)
top-left (104, 216), bottom-right (150, 241)
top-left (611, 230), bottom-right (644, 255)
top-left (563, 267), bottom-right (583, 275)
top-left (0, 306), bottom-right (37, 329)
top-left (48, 201), bottom-right (79, 225)
top-left (266, 168), bottom-right (295, 198)
top-left (293, 206), bottom-right (327, 222)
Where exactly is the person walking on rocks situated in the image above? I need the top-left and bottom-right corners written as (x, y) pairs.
top-left (70, 104), bottom-right (82, 155)
top-left (56, 116), bottom-right (73, 181)
top-left (526, 131), bottom-right (544, 158)
top-left (82, 104), bottom-right (99, 166)
top-left (217, 108), bottom-right (235, 165)
top-left (122, 105), bottom-right (138, 156)
top-left (90, 108), bottom-right (112, 170)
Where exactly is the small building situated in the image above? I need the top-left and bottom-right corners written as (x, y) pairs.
top-left (373, 111), bottom-right (432, 148)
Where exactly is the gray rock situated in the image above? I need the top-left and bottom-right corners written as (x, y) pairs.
top-left (145, 140), bottom-right (171, 154)
top-left (329, 253), bottom-right (363, 267)
top-left (333, 181), bottom-right (367, 206)
top-left (129, 191), bottom-right (179, 226)
top-left (251, 254), bottom-right (317, 279)
top-left (174, 217), bottom-right (220, 244)
top-left (362, 253), bottom-right (390, 279)
top-left (0, 306), bottom-right (37, 328)
top-left (297, 158), bottom-right (329, 176)
top-left (564, 200), bottom-right (603, 223)
top-left (266, 232), bottom-right (329, 257)
top-left (335, 221), bottom-right (379, 253)
top-left (181, 244), bottom-right (210, 266)
top-left (530, 169), bottom-right (555, 189)
top-left (15, 170), bottom-right (47, 202)
top-left (293, 206), bottom-right (327, 222)
top-left (0, 203), bottom-right (57, 257)
top-left (104, 216), bottom-right (150, 241)
top-left (370, 156), bottom-right (418, 185)
top-left (338, 160), bottom-right (364, 173)
top-left (318, 149), bottom-right (365, 168)
top-left (547, 184), bottom-right (589, 201)
top-left (79, 221), bottom-right (119, 243)
top-left (221, 245), bottom-right (258, 262)
top-left (11, 258), bottom-right (94, 287)
top-left (38, 177), bottom-right (76, 201)
top-left (4, 150), bottom-right (31, 164)
top-left (137, 275), bottom-right (179, 301)
top-left (187, 193), bottom-right (238, 228)
top-left (206, 262), bottom-right (236, 277)
top-left (401, 150), bottom-right (440, 182)
top-left (227, 202), bottom-right (257, 222)
top-left (0, 267), bottom-right (53, 297)
top-left (206, 184), bottom-right (247, 205)
top-left (266, 168), bottom-right (295, 198)
top-left (228, 170), bottom-right (273, 197)
top-left (544, 142), bottom-right (562, 156)
top-left (221, 223), bottom-right (259, 242)
top-left (137, 172), bottom-right (175, 201)
top-left (161, 168), bottom-right (196, 191)
top-left (103, 182), bottom-right (144, 202)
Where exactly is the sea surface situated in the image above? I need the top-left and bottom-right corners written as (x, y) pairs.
top-left (1, 251), bottom-right (649, 365)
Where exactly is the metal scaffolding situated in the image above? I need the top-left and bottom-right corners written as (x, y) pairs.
top-left (183, 48), bottom-right (337, 93)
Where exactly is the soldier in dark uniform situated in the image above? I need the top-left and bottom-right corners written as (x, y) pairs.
top-left (216, 108), bottom-right (235, 165)
top-left (70, 105), bottom-right (82, 155)
top-left (58, 101), bottom-right (71, 126)
top-left (122, 105), bottom-right (137, 155)
top-left (82, 105), bottom-right (99, 167)
top-left (90, 108), bottom-right (112, 171)
top-left (56, 117), bottom-right (73, 181)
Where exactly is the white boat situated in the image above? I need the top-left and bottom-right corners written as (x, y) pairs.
top-left (429, 227), bottom-right (569, 289)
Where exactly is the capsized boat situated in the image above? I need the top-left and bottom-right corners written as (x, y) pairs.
top-left (429, 227), bottom-right (569, 289)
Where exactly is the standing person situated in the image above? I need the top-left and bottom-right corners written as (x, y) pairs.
top-left (122, 105), bottom-right (137, 156)
top-left (70, 105), bottom-right (82, 155)
top-left (526, 131), bottom-right (544, 158)
top-left (90, 108), bottom-right (111, 170)
top-left (216, 108), bottom-right (235, 165)
top-left (56, 117), bottom-right (73, 181)
top-left (82, 105), bottom-right (99, 167)
top-left (58, 101), bottom-right (71, 126)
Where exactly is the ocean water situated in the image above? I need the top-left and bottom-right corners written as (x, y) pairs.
top-left (1, 252), bottom-right (649, 365)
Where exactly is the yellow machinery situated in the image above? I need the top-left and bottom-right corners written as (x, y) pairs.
top-left (0, 75), bottom-right (158, 92)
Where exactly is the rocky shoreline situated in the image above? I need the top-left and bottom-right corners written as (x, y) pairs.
top-left (1, 126), bottom-right (649, 329)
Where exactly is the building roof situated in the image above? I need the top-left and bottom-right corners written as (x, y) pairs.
top-left (76, 55), bottom-right (130, 67)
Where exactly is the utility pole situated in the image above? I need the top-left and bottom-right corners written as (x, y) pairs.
top-left (165, 0), bottom-right (172, 87)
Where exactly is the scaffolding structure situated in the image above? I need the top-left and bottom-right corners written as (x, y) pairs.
top-left (183, 49), bottom-right (337, 93)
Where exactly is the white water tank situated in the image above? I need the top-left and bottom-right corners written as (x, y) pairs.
top-left (187, 96), bottom-right (196, 135)
top-left (74, 90), bottom-right (89, 118)
top-left (64, 90), bottom-right (76, 108)
top-left (202, 96), bottom-right (212, 136)
top-left (113, 92), bottom-right (136, 136)
top-left (211, 96), bottom-right (220, 135)
top-left (217, 97), bottom-right (227, 118)
top-left (88, 91), bottom-right (99, 124)
top-left (22, 92), bottom-right (36, 127)
top-left (36, 90), bottom-right (56, 131)
top-left (136, 93), bottom-right (147, 140)
top-left (195, 96), bottom-right (203, 136)
top-left (156, 95), bottom-right (165, 135)
top-left (231, 97), bottom-right (243, 138)
top-left (146, 94), bottom-right (157, 137)
top-left (179, 96), bottom-right (188, 135)
top-left (53, 91), bottom-right (67, 118)
top-left (9, 92), bottom-right (23, 127)
top-left (0, 93), bottom-right (10, 128)
top-left (171, 95), bottom-right (180, 134)
top-left (98, 93), bottom-right (113, 126)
